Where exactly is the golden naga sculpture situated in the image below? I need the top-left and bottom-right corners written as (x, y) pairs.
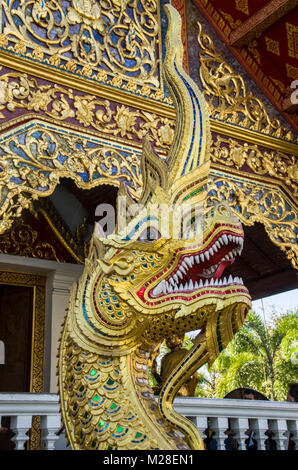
top-left (58, 5), bottom-right (251, 450)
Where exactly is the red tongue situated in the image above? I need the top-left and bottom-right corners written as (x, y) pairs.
top-left (189, 258), bottom-right (235, 281)
top-left (213, 259), bottom-right (235, 279)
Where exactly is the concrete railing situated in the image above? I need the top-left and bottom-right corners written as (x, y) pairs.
top-left (1, 393), bottom-right (297, 450)
top-left (0, 393), bottom-right (61, 450)
top-left (174, 397), bottom-right (298, 450)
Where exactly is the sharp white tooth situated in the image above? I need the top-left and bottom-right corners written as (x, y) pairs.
top-left (168, 285), bottom-right (173, 293)
top-left (173, 274), bottom-right (179, 283)
top-left (209, 278), bottom-right (214, 286)
top-left (213, 244), bottom-right (218, 253)
top-left (185, 257), bottom-right (192, 268)
top-left (182, 261), bottom-right (188, 270)
top-left (234, 276), bottom-right (239, 283)
top-left (209, 248), bottom-right (214, 256)
top-left (189, 279), bottom-right (194, 290)
top-left (233, 236), bottom-right (236, 243)
top-left (219, 279), bottom-right (223, 286)
top-left (184, 282), bottom-right (189, 291)
top-left (195, 255), bottom-right (200, 264)
top-left (174, 283), bottom-right (178, 291)
top-left (228, 235), bottom-right (233, 242)
top-left (169, 278), bottom-right (175, 286)
top-left (219, 237), bottom-right (224, 246)
top-left (180, 265), bottom-right (187, 275)
top-left (199, 280), bottom-right (203, 288)
top-left (222, 235), bottom-right (228, 245)
top-left (179, 283), bottom-right (183, 291)
top-left (223, 277), bottom-right (227, 285)
top-left (214, 279), bottom-right (219, 286)
top-left (152, 280), bottom-right (165, 296)
top-left (228, 275), bottom-right (233, 284)
top-left (216, 240), bottom-right (221, 249)
top-left (239, 238), bottom-right (243, 248)
top-left (205, 251), bottom-right (210, 261)
top-left (177, 270), bottom-right (183, 280)
top-left (194, 281), bottom-right (199, 289)
top-left (239, 277), bottom-right (243, 285)
top-left (204, 279), bottom-right (209, 287)
top-left (200, 253), bottom-right (205, 262)
top-left (166, 282), bottom-right (170, 292)
top-left (190, 256), bottom-right (194, 265)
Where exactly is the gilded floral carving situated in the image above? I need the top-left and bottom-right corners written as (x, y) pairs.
top-left (207, 175), bottom-right (298, 269)
top-left (197, 22), bottom-right (297, 143)
top-left (0, 70), bottom-right (175, 150)
top-left (0, 0), bottom-right (162, 92)
top-left (0, 221), bottom-right (60, 261)
top-left (0, 122), bottom-right (143, 234)
top-left (210, 135), bottom-right (298, 197)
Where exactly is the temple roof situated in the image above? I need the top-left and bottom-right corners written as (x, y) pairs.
top-left (193, 0), bottom-right (298, 132)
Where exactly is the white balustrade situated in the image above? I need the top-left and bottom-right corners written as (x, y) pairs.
top-left (0, 393), bottom-right (61, 450)
top-left (174, 396), bottom-right (298, 451)
top-left (0, 393), bottom-right (297, 450)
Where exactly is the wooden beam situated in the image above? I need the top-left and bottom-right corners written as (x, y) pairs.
top-left (230, 0), bottom-right (297, 48)
top-left (246, 270), bottom-right (298, 301)
top-left (282, 96), bottom-right (298, 114)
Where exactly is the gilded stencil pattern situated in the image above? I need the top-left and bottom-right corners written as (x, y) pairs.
top-left (0, 0), bottom-right (161, 89)
top-left (211, 135), bottom-right (298, 198)
top-left (0, 123), bottom-right (142, 234)
top-left (207, 175), bottom-right (298, 270)
top-left (235, 0), bottom-right (249, 16)
top-left (286, 22), bottom-right (298, 60)
top-left (265, 37), bottom-right (280, 56)
top-left (0, 70), bottom-right (175, 150)
top-left (197, 22), bottom-right (296, 142)
top-left (0, 220), bottom-right (60, 261)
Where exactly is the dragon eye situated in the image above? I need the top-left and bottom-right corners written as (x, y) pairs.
top-left (138, 227), bottom-right (161, 242)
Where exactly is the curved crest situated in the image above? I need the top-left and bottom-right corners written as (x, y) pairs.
top-left (138, 4), bottom-right (211, 208)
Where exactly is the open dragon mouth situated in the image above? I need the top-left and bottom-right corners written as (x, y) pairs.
top-left (137, 228), bottom-right (248, 303)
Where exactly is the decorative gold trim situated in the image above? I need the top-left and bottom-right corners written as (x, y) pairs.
top-left (210, 134), bottom-right (298, 198)
top-left (0, 270), bottom-right (46, 393)
top-left (0, 119), bottom-right (143, 235)
top-left (0, 49), bottom-right (297, 152)
top-left (207, 174), bottom-right (298, 270)
top-left (0, 0), bottom-right (162, 91)
top-left (210, 119), bottom-right (298, 156)
top-left (0, 270), bottom-right (46, 449)
top-left (0, 50), bottom-right (173, 117)
top-left (196, 20), bottom-right (297, 143)
top-left (38, 208), bottom-right (84, 264)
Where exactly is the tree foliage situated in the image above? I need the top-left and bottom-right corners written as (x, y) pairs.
top-left (196, 310), bottom-right (298, 400)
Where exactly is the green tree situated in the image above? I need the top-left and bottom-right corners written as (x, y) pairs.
top-left (196, 310), bottom-right (298, 400)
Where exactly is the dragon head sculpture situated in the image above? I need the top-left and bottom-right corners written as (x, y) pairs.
top-left (59, 4), bottom-right (251, 451)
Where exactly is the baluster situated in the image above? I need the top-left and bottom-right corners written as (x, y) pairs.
top-left (268, 419), bottom-right (288, 450)
top-left (10, 415), bottom-right (32, 450)
top-left (250, 418), bottom-right (268, 450)
top-left (287, 420), bottom-right (298, 450)
top-left (40, 414), bottom-right (61, 450)
top-left (209, 417), bottom-right (229, 450)
top-left (229, 417), bottom-right (249, 450)
top-left (194, 416), bottom-right (208, 447)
